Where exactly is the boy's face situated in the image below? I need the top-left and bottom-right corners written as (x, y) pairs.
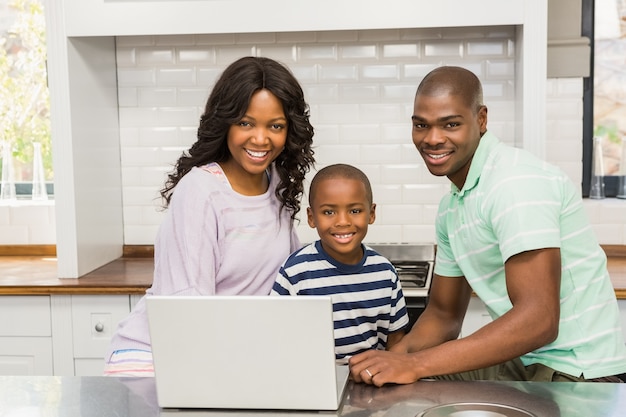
top-left (307, 177), bottom-right (376, 265)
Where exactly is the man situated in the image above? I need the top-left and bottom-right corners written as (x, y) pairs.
top-left (349, 66), bottom-right (626, 385)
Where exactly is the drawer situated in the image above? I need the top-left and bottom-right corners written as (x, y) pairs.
top-left (0, 296), bottom-right (51, 337)
top-left (71, 295), bottom-right (131, 358)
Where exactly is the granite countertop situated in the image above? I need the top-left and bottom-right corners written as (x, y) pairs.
top-left (1, 375), bottom-right (625, 417)
top-left (0, 255), bottom-right (625, 297)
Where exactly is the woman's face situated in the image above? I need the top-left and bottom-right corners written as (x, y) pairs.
top-left (225, 89), bottom-right (288, 179)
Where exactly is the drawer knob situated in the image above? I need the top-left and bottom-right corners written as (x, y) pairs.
top-left (94, 322), bottom-right (105, 332)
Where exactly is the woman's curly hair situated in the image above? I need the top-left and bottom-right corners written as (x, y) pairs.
top-left (160, 56), bottom-right (315, 220)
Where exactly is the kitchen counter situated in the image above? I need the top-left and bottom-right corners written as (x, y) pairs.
top-left (1, 375), bottom-right (625, 417)
top-left (0, 256), bottom-right (152, 294)
top-left (1, 253), bottom-right (625, 297)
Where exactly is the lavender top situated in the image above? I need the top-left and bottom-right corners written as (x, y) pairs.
top-left (106, 163), bottom-right (300, 357)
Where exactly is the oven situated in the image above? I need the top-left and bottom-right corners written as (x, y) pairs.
top-left (369, 244), bottom-right (435, 330)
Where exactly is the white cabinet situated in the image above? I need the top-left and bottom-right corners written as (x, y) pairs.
top-left (70, 295), bottom-right (133, 376)
top-left (0, 296), bottom-right (53, 375)
top-left (460, 297), bottom-right (492, 338)
top-left (0, 294), bottom-right (140, 376)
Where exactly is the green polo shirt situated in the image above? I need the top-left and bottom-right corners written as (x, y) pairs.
top-left (434, 131), bottom-right (626, 379)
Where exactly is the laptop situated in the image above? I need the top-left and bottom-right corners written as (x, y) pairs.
top-left (146, 295), bottom-right (350, 411)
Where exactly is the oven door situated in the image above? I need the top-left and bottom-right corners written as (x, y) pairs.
top-left (404, 295), bottom-right (427, 330)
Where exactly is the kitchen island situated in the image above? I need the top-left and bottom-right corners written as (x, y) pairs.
top-left (1, 375), bottom-right (625, 417)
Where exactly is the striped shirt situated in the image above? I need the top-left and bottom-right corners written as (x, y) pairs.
top-left (271, 241), bottom-right (409, 361)
top-left (434, 131), bottom-right (626, 379)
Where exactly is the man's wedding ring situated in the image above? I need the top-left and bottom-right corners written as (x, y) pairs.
top-left (365, 369), bottom-right (373, 378)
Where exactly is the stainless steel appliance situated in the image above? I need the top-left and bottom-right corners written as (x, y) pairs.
top-left (369, 243), bottom-right (435, 330)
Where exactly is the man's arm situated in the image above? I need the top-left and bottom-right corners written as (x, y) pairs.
top-left (349, 248), bottom-right (561, 386)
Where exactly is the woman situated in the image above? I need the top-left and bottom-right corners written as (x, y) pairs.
top-left (104, 56), bottom-right (315, 376)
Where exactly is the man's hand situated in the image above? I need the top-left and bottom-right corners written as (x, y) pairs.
top-left (348, 349), bottom-right (421, 387)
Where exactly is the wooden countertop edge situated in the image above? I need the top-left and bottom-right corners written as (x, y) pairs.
top-left (0, 286), bottom-right (149, 295)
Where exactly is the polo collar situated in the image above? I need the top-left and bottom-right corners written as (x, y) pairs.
top-left (451, 131), bottom-right (499, 197)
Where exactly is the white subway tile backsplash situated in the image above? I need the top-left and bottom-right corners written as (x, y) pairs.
top-left (299, 44), bottom-right (338, 61)
top-left (216, 46), bottom-right (257, 64)
top-left (402, 184), bottom-right (449, 205)
top-left (364, 224), bottom-right (403, 244)
top-left (466, 40), bottom-right (507, 56)
top-left (177, 47), bottom-right (216, 64)
top-left (382, 43), bottom-right (420, 58)
top-left (116, 47), bottom-right (136, 66)
top-left (360, 144), bottom-right (403, 163)
top-left (117, 87), bottom-right (138, 107)
top-left (176, 88), bottom-right (209, 107)
top-left (401, 225), bottom-right (436, 243)
top-left (361, 64), bottom-right (400, 80)
top-left (156, 68), bottom-right (196, 85)
top-left (423, 41), bottom-right (463, 58)
top-left (255, 45), bottom-right (297, 62)
top-left (319, 65), bottom-right (358, 81)
top-left (196, 68), bottom-right (225, 86)
top-left (338, 125), bottom-right (381, 144)
top-left (340, 44), bottom-right (378, 59)
top-left (372, 184), bottom-right (403, 205)
top-left (117, 68), bottom-right (157, 86)
top-left (340, 84), bottom-right (380, 101)
top-left (136, 48), bottom-right (174, 65)
top-left (138, 88), bottom-right (177, 107)
top-left (6, 28), bottom-right (608, 248)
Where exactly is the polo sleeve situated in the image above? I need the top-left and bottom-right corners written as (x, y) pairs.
top-left (482, 166), bottom-right (565, 262)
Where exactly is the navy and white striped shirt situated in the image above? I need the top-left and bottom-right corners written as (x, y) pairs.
top-left (271, 240), bottom-right (409, 360)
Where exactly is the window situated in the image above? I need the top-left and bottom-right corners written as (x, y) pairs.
top-left (0, 0), bottom-right (52, 200)
top-left (583, 0), bottom-right (626, 198)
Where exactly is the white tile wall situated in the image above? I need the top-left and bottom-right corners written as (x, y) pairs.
top-left (2, 27), bottom-right (625, 246)
top-left (116, 27), bottom-right (518, 246)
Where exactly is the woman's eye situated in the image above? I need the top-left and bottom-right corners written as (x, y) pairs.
top-left (239, 121), bottom-right (251, 127)
top-left (271, 124), bottom-right (285, 131)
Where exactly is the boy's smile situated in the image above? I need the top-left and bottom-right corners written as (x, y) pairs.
top-left (307, 177), bottom-right (376, 265)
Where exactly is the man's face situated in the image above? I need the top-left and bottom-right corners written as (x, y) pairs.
top-left (411, 92), bottom-right (487, 190)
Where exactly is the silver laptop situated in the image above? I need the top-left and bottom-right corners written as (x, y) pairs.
top-left (146, 295), bottom-right (350, 411)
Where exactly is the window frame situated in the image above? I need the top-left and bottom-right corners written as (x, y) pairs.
top-left (582, 0), bottom-right (621, 198)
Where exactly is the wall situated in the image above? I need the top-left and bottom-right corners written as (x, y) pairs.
top-left (1, 26), bottom-right (624, 246)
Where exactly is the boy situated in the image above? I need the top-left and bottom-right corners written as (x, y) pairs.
top-left (271, 164), bottom-right (409, 363)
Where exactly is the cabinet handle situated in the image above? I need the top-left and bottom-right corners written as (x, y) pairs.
top-left (95, 322), bottom-right (105, 332)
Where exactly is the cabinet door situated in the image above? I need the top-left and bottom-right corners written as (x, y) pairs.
top-left (0, 296), bottom-right (53, 375)
top-left (461, 297), bottom-right (492, 337)
top-left (0, 337), bottom-right (53, 375)
top-left (71, 295), bottom-right (131, 365)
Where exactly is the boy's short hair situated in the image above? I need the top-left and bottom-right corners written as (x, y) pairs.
top-left (308, 164), bottom-right (373, 206)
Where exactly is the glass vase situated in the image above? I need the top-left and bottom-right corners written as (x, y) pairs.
top-left (31, 142), bottom-right (48, 201)
top-left (0, 141), bottom-right (17, 202)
